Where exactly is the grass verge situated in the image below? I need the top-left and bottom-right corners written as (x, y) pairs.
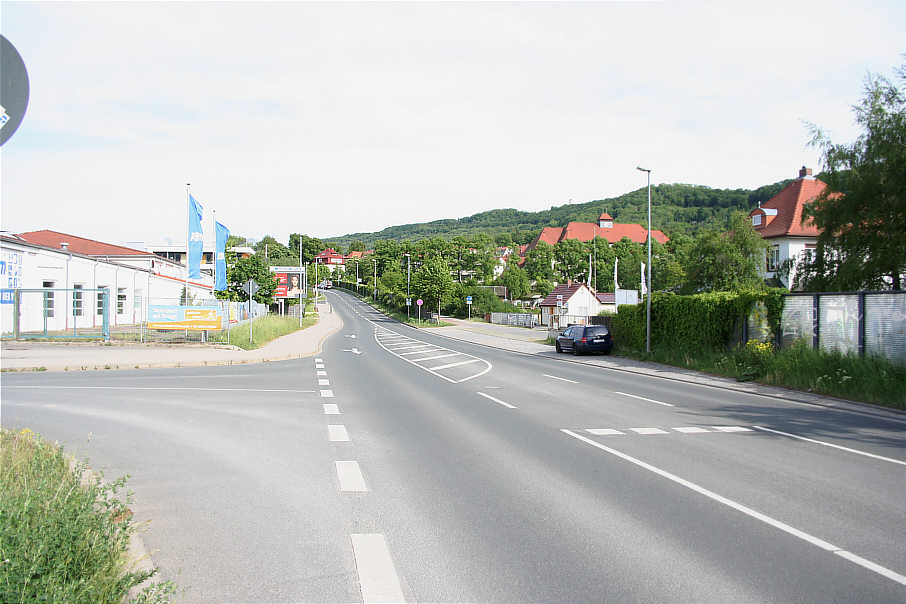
top-left (0, 427), bottom-right (175, 603)
top-left (209, 313), bottom-right (317, 350)
top-left (616, 339), bottom-right (905, 410)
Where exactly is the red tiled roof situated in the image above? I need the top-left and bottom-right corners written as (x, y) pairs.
top-left (599, 212), bottom-right (613, 220)
top-left (595, 292), bottom-right (616, 304)
top-left (750, 172), bottom-right (825, 238)
top-left (537, 221), bottom-right (668, 246)
top-left (539, 282), bottom-right (589, 306)
top-left (16, 230), bottom-right (153, 257)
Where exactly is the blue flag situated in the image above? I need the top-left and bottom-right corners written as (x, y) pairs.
top-left (215, 221), bottom-right (230, 291)
top-left (188, 194), bottom-right (204, 279)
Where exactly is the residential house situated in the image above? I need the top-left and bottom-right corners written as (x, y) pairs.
top-left (749, 166), bottom-right (823, 288)
top-left (527, 213), bottom-right (669, 253)
top-left (313, 248), bottom-right (347, 272)
top-left (538, 282), bottom-right (602, 329)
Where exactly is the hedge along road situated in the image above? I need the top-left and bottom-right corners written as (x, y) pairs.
top-left (1, 288), bottom-right (903, 602)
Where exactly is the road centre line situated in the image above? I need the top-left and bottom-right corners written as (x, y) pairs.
top-left (477, 392), bottom-right (516, 409)
top-left (431, 358), bottom-right (482, 371)
top-left (350, 534), bottom-right (406, 604)
top-left (335, 461), bottom-right (367, 492)
top-left (3, 385), bottom-right (315, 393)
top-left (613, 391), bottom-right (674, 407)
top-left (560, 429), bottom-right (906, 586)
top-left (753, 426), bottom-right (906, 466)
top-left (543, 373), bottom-right (579, 384)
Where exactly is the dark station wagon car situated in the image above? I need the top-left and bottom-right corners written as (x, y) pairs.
top-left (555, 324), bottom-right (613, 355)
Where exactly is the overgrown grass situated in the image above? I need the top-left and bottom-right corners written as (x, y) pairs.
top-left (616, 339), bottom-right (906, 409)
top-left (0, 427), bottom-right (175, 603)
top-left (209, 314), bottom-right (316, 350)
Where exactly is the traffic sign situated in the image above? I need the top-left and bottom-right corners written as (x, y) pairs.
top-left (242, 279), bottom-right (260, 297)
top-left (406, 298), bottom-right (412, 306)
top-left (416, 299), bottom-right (423, 306)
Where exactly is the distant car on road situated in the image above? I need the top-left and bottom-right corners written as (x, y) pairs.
top-left (555, 325), bottom-right (612, 355)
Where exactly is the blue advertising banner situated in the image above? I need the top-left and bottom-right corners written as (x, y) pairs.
top-left (215, 221), bottom-right (230, 291)
top-left (188, 194), bottom-right (204, 279)
top-left (148, 305), bottom-right (221, 330)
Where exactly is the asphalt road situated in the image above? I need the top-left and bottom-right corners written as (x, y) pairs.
top-left (2, 288), bottom-right (904, 603)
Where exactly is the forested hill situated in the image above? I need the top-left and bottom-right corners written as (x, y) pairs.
top-left (323, 178), bottom-right (794, 249)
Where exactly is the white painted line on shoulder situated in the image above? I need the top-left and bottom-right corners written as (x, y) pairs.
top-left (323, 404), bottom-right (340, 415)
top-left (673, 427), bottom-right (711, 434)
top-left (319, 379), bottom-right (330, 386)
top-left (7, 386), bottom-right (315, 393)
top-left (543, 373), bottom-right (579, 384)
top-left (587, 429), bottom-right (625, 435)
top-left (320, 389), bottom-right (334, 398)
top-left (328, 425), bottom-right (349, 442)
top-left (409, 353), bottom-right (460, 363)
top-left (560, 429), bottom-right (906, 587)
top-left (336, 461), bottom-right (367, 492)
top-left (387, 344), bottom-right (433, 351)
top-left (431, 358), bottom-right (481, 371)
top-left (351, 534), bottom-right (406, 603)
top-left (753, 426), bottom-right (906, 466)
top-left (397, 349), bottom-right (443, 356)
top-left (712, 426), bottom-right (753, 432)
top-left (630, 427), bottom-right (670, 435)
top-left (477, 392), bottom-right (516, 409)
top-left (614, 391), bottom-right (674, 407)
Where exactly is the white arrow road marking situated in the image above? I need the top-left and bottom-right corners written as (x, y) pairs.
top-left (343, 348), bottom-right (363, 355)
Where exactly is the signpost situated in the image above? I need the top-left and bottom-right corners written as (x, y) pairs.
top-left (416, 298), bottom-right (423, 323)
top-left (466, 295), bottom-right (472, 320)
top-left (242, 279), bottom-right (259, 343)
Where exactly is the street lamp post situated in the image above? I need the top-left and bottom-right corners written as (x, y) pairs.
top-left (373, 259), bottom-right (377, 302)
top-left (405, 253), bottom-right (411, 320)
top-left (637, 166), bottom-right (652, 354)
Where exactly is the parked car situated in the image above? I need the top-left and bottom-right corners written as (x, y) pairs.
top-left (555, 324), bottom-right (612, 355)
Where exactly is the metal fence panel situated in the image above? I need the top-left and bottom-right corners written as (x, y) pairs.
top-left (780, 295), bottom-right (814, 347)
top-left (489, 312), bottom-right (536, 327)
top-left (819, 294), bottom-right (860, 354)
top-left (865, 293), bottom-right (906, 365)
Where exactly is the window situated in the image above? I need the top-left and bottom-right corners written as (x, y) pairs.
top-left (804, 244), bottom-right (817, 263)
top-left (43, 281), bottom-right (54, 318)
top-left (97, 287), bottom-right (107, 316)
top-left (752, 214), bottom-right (761, 226)
top-left (72, 284), bottom-right (83, 316)
top-left (117, 288), bottom-right (126, 314)
top-left (766, 246), bottom-right (781, 272)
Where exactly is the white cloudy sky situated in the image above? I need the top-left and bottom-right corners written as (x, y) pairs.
top-left (1, 1), bottom-right (904, 248)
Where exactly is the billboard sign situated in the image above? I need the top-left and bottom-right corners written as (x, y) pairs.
top-left (147, 305), bottom-right (221, 330)
top-left (272, 267), bottom-right (302, 298)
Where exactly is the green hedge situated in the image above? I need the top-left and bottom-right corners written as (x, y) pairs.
top-left (611, 289), bottom-right (785, 352)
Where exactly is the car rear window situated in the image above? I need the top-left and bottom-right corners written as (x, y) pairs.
top-left (587, 326), bottom-right (609, 336)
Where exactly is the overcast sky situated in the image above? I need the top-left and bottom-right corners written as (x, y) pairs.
top-left (1, 1), bottom-right (903, 249)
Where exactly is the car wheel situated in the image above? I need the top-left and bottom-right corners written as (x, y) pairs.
top-left (555, 342), bottom-right (562, 353)
top-left (572, 345), bottom-right (582, 356)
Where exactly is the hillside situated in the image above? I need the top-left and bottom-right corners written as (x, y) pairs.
top-left (323, 179), bottom-right (794, 249)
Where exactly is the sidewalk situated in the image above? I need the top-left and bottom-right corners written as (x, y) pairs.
top-left (0, 304), bottom-right (343, 372)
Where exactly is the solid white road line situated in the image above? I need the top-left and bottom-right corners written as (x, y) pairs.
top-left (350, 534), bottom-right (406, 603)
top-left (328, 425), bottom-right (349, 442)
top-left (430, 358), bottom-right (481, 371)
top-left (753, 426), bottom-right (906, 466)
top-left (561, 429), bottom-right (906, 587)
top-left (323, 404), bottom-right (340, 415)
top-left (613, 391), bottom-right (674, 407)
top-left (543, 373), bottom-right (579, 384)
top-left (477, 392), bottom-right (516, 409)
top-left (335, 461), bottom-right (367, 492)
top-left (6, 386), bottom-right (315, 393)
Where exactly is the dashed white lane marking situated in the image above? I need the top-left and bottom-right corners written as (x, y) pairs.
top-left (317, 370), bottom-right (327, 376)
top-left (351, 534), bottom-right (406, 603)
top-left (430, 358), bottom-right (482, 371)
top-left (320, 389), bottom-right (334, 398)
top-left (631, 427), bottom-right (670, 435)
top-left (561, 429), bottom-right (906, 587)
top-left (323, 404), bottom-right (340, 415)
top-left (543, 373), bottom-right (579, 384)
top-left (319, 379), bottom-right (330, 386)
top-left (328, 425), bottom-right (349, 442)
top-left (477, 392), bottom-right (516, 409)
top-left (315, 358), bottom-right (323, 363)
top-left (587, 429), bottom-right (627, 435)
top-left (753, 426), bottom-right (906, 466)
top-left (335, 461), bottom-right (367, 491)
top-left (316, 364), bottom-right (325, 370)
top-left (613, 391), bottom-right (674, 407)
top-left (712, 426), bottom-right (753, 432)
top-left (673, 427), bottom-right (711, 434)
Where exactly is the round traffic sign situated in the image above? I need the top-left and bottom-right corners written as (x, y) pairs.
top-left (416, 299), bottom-right (423, 306)
top-left (1, 35), bottom-right (30, 146)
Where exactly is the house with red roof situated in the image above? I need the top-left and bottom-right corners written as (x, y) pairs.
top-left (313, 248), bottom-right (347, 272)
top-left (538, 281), bottom-right (602, 329)
top-left (527, 213), bottom-right (668, 254)
top-left (749, 166), bottom-right (824, 288)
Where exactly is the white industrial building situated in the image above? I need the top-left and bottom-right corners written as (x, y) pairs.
top-left (1, 231), bottom-right (215, 335)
